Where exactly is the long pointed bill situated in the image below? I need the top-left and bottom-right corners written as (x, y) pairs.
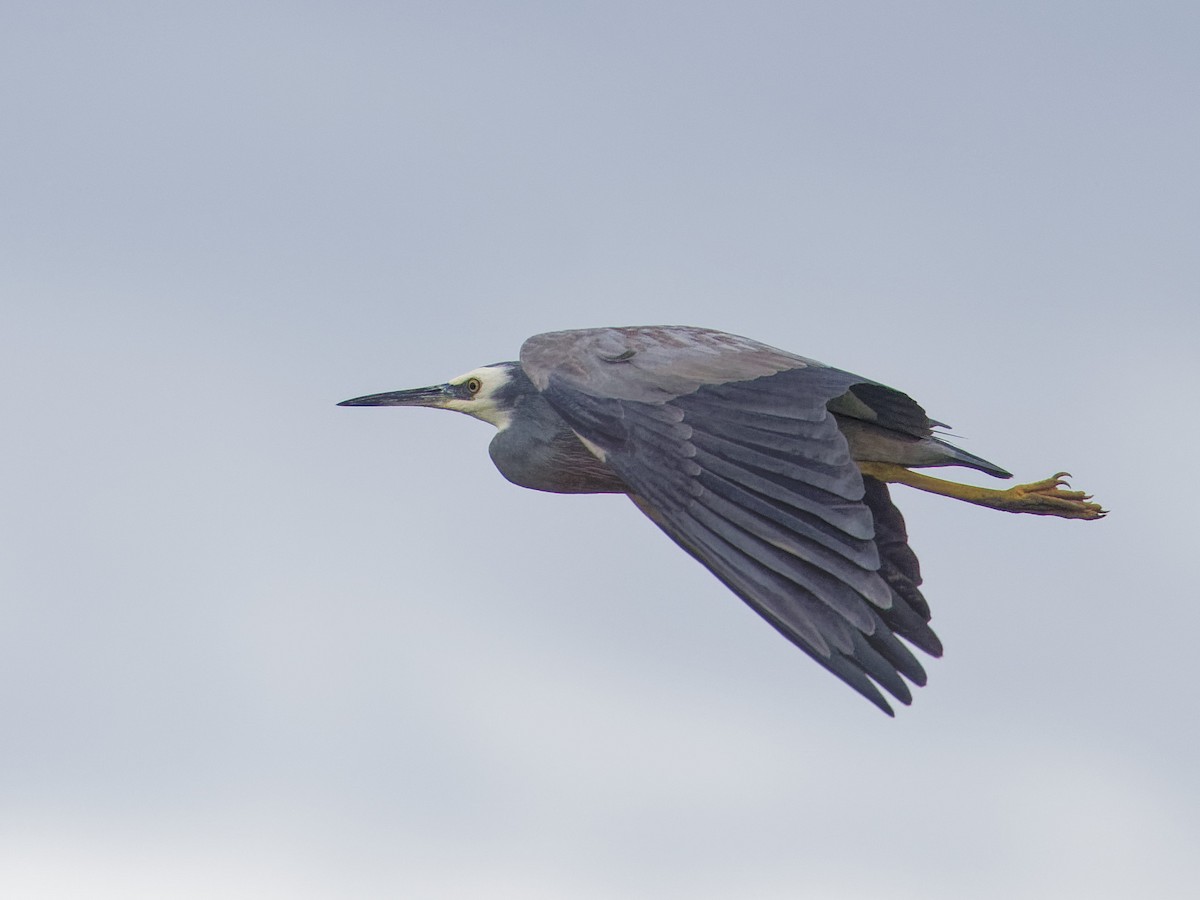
top-left (337, 385), bottom-right (454, 408)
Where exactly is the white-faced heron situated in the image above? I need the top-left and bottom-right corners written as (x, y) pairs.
top-left (340, 326), bottom-right (1104, 714)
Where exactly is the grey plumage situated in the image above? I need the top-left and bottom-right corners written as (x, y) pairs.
top-left (340, 325), bottom-right (1024, 715)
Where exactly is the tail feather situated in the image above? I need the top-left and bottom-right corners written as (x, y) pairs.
top-left (931, 438), bottom-right (1012, 479)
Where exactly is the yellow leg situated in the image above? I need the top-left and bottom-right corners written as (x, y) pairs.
top-left (857, 462), bottom-right (1107, 520)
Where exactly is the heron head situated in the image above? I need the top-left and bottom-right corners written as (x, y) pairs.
top-left (338, 361), bottom-right (526, 430)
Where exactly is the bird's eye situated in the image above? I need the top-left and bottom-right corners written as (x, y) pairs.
top-left (465, 377), bottom-right (483, 395)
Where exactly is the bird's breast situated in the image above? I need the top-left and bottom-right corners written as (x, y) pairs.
top-left (488, 425), bottom-right (628, 495)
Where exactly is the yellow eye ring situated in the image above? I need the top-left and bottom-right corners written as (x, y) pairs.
top-left (466, 377), bottom-right (483, 394)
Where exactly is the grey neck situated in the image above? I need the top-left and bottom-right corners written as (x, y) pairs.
top-left (487, 393), bottom-right (628, 495)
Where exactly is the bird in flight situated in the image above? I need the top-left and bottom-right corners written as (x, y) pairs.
top-left (340, 326), bottom-right (1104, 714)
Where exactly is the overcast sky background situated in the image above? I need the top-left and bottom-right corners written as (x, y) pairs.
top-left (2, 2), bottom-right (1198, 897)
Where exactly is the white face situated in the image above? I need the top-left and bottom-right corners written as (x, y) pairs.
top-left (442, 365), bottom-right (516, 430)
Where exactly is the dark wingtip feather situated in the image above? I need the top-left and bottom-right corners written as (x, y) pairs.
top-left (865, 619), bottom-right (929, 685)
top-left (860, 476), bottom-right (947, 662)
top-left (917, 629), bottom-right (944, 659)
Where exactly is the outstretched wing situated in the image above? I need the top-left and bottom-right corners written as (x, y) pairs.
top-left (521, 326), bottom-right (941, 714)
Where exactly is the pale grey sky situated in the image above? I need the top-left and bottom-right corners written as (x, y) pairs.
top-left (2, 2), bottom-right (1198, 898)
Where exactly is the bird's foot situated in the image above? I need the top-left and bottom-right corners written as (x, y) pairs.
top-left (857, 462), bottom-right (1108, 520)
top-left (994, 472), bottom-right (1107, 520)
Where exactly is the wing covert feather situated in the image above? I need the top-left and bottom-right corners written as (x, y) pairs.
top-left (521, 326), bottom-right (819, 401)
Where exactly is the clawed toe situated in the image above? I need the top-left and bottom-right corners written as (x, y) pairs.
top-left (1007, 473), bottom-right (1108, 520)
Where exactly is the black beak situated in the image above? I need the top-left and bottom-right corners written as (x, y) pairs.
top-left (337, 384), bottom-right (453, 408)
